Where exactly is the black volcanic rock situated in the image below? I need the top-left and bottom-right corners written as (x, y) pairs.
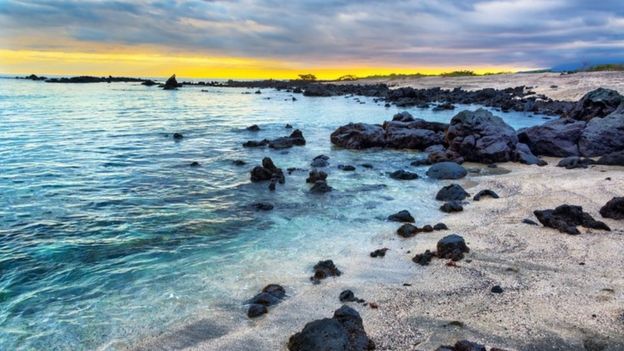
top-left (446, 109), bottom-right (519, 163)
top-left (246, 284), bottom-right (286, 318)
top-left (163, 74), bottom-right (181, 90)
top-left (473, 189), bottom-right (499, 201)
top-left (310, 260), bottom-right (341, 282)
top-left (397, 223), bottom-right (420, 238)
top-left (440, 201), bottom-right (463, 213)
top-left (436, 184), bottom-right (469, 201)
top-left (578, 109), bottom-right (624, 156)
top-left (426, 162), bottom-right (467, 179)
top-left (437, 234), bottom-right (470, 261)
top-left (306, 170), bottom-right (328, 183)
top-left (534, 204), bottom-right (611, 235)
top-left (250, 157), bottom-right (285, 191)
top-left (518, 118), bottom-right (586, 157)
top-left (557, 156), bottom-right (595, 169)
top-left (310, 180), bottom-right (333, 194)
top-left (287, 305), bottom-right (375, 351)
top-left (600, 197), bottom-right (624, 220)
top-left (388, 210), bottom-right (415, 223)
top-left (412, 250), bottom-right (435, 266)
top-left (565, 88), bottom-right (624, 121)
top-left (269, 129), bottom-right (306, 149)
top-left (370, 248), bottom-right (389, 258)
top-left (597, 150), bottom-right (624, 166)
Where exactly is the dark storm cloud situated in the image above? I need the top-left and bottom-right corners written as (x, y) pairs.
top-left (1, 0), bottom-right (623, 67)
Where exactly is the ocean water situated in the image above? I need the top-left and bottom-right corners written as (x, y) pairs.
top-left (0, 79), bottom-right (546, 350)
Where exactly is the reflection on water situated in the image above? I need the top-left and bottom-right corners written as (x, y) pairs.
top-left (0, 79), bottom-right (546, 350)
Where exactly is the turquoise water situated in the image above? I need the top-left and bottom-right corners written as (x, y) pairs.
top-left (0, 79), bottom-right (545, 350)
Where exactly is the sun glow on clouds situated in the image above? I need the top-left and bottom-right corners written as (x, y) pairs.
top-left (0, 49), bottom-right (520, 80)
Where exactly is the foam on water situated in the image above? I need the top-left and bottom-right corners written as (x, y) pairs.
top-left (0, 79), bottom-right (547, 350)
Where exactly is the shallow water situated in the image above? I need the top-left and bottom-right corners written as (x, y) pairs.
top-left (0, 79), bottom-right (547, 350)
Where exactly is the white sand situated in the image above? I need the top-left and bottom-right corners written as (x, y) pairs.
top-left (337, 71), bottom-right (624, 101)
top-left (129, 161), bottom-right (624, 350)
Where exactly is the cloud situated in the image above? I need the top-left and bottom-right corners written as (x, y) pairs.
top-left (1, 0), bottom-right (623, 69)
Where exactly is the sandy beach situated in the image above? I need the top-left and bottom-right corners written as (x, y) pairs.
top-left (126, 161), bottom-right (623, 351)
top-left (339, 71), bottom-right (624, 101)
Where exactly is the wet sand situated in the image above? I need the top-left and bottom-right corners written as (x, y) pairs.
top-left (338, 71), bottom-right (624, 101)
top-left (130, 161), bottom-right (624, 351)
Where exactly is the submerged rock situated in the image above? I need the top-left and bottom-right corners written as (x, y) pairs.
top-left (310, 260), bottom-right (341, 282)
top-left (338, 164), bottom-right (356, 171)
top-left (173, 132), bottom-right (184, 140)
top-left (389, 170), bottom-right (419, 180)
top-left (436, 184), bottom-right (469, 201)
top-left (252, 202), bottom-right (274, 211)
top-left (250, 157), bottom-right (285, 191)
top-left (473, 189), bottom-right (499, 201)
top-left (311, 155), bottom-right (330, 168)
top-left (534, 204), bottom-right (611, 235)
top-left (246, 124), bottom-right (261, 131)
top-left (269, 129), bottom-right (306, 149)
top-left (310, 180), bottom-right (333, 194)
top-left (437, 234), bottom-right (470, 261)
top-left (600, 197), bottom-right (624, 220)
top-left (426, 162), bottom-right (467, 179)
top-left (306, 170), bottom-right (328, 183)
top-left (388, 210), bottom-right (415, 223)
top-left (287, 305), bottom-right (375, 351)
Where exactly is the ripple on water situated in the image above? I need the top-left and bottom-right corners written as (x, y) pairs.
top-left (0, 79), bottom-right (547, 350)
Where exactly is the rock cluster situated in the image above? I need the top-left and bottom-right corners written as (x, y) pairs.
top-left (412, 234), bottom-right (470, 265)
top-left (310, 260), bottom-right (341, 283)
top-left (245, 284), bottom-right (286, 318)
top-left (243, 129), bottom-right (306, 149)
top-left (250, 157), bottom-right (285, 191)
top-left (534, 204), bottom-right (610, 235)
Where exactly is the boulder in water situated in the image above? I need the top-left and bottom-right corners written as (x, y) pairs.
top-left (387, 210), bottom-right (415, 223)
top-left (389, 170), bottom-right (419, 180)
top-left (163, 74), bottom-right (181, 90)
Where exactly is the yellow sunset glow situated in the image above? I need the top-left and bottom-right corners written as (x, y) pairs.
top-left (0, 49), bottom-right (522, 80)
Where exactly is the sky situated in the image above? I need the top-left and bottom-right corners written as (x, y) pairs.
top-left (1, 0), bottom-right (623, 79)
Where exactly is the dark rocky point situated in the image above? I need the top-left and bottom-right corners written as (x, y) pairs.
top-left (388, 210), bottom-right (415, 223)
top-left (163, 74), bottom-right (181, 90)
top-left (534, 204), bottom-right (611, 235)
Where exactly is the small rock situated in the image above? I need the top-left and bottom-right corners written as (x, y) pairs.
top-left (412, 250), bottom-right (435, 266)
top-left (473, 189), bottom-right (499, 201)
top-left (310, 180), bottom-right (333, 194)
top-left (311, 260), bottom-right (341, 282)
top-left (436, 184), bottom-right (469, 201)
top-left (440, 201), bottom-right (463, 213)
top-left (232, 159), bottom-right (247, 166)
top-left (397, 223), bottom-right (420, 238)
top-left (388, 210), bottom-right (415, 223)
top-left (190, 161), bottom-right (200, 167)
top-left (306, 170), bottom-right (328, 183)
top-left (246, 124), bottom-right (261, 132)
top-left (422, 224), bottom-right (433, 232)
top-left (360, 163), bottom-right (374, 169)
top-left (370, 248), bottom-right (389, 258)
top-left (247, 304), bottom-right (268, 318)
top-left (173, 132), bottom-right (184, 140)
top-left (433, 223), bottom-right (449, 230)
top-left (285, 124), bottom-right (293, 129)
top-left (339, 290), bottom-right (356, 302)
top-left (437, 234), bottom-right (470, 261)
top-left (522, 218), bottom-right (538, 226)
top-left (311, 155), bottom-right (330, 168)
top-left (338, 164), bottom-right (356, 171)
top-left (252, 202), bottom-right (274, 211)
top-left (491, 285), bottom-right (504, 294)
